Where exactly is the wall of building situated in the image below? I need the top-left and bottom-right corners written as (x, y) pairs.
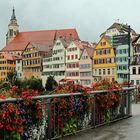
top-left (0, 55), bottom-right (15, 80)
top-left (16, 59), bottom-right (23, 79)
top-left (42, 39), bottom-right (66, 86)
top-left (66, 41), bottom-right (81, 84)
top-left (79, 49), bottom-right (93, 87)
top-left (93, 37), bottom-right (116, 81)
top-left (130, 65), bottom-right (140, 86)
top-left (22, 44), bottom-right (42, 79)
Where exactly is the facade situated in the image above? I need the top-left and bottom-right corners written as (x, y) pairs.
top-left (130, 65), bottom-right (140, 86)
top-left (0, 53), bottom-right (20, 80)
top-left (1, 9), bottom-right (80, 80)
top-left (42, 38), bottom-right (70, 86)
top-left (93, 37), bottom-right (116, 81)
top-left (79, 47), bottom-right (94, 87)
top-left (116, 44), bottom-right (133, 83)
top-left (65, 41), bottom-right (86, 84)
top-left (130, 36), bottom-right (140, 86)
top-left (15, 57), bottom-right (23, 79)
top-left (22, 43), bottom-right (50, 79)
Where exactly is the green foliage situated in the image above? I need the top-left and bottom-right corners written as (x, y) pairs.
top-left (7, 71), bottom-right (17, 86)
top-left (45, 76), bottom-right (58, 91)
top-left (63, 117), bottom-right (77, 135)
top-left (21, 77), bottom-right (44, 91)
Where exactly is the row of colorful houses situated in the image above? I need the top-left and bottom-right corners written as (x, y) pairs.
top-left (0, 8), bottom-right (140, 87)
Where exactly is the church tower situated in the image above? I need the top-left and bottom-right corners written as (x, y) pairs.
top-left (6, 8), bottom-right (19, 45)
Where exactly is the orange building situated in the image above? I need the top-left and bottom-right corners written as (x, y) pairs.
top-left (0, 53), bottom-right (20, 80)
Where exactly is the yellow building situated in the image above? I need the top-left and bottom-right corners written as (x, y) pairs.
top-left (93, 37), bottom-right (116, 81)
top-left (0, 53), bottom-right (20, 80)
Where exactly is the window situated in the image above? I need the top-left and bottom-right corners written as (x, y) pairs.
top-left (132, 67), bottom-right (136, 74)
top-left (95, 69), bottom-right (97, 75)
top-left (123, 49), bottom-right (126, 54)
top-left (101, 42), bottom-right (106, 46)
top-left (108, 69), bottom-right (110, 75)
top-left (75, 54), bottom-right (78, 59)
top-left (9, 29), bottom-right (13, 36)
top-left (68, 55), bottom-right (70, 60)
top-left (138, 67), bottom-right (140, 74)
top-left (99, 69), bottom-right (101, 75)
top-left (136, 80), bottom-right (139, 85)
top-left (71, 55), bottom-right (74, 60)
top-left (112, 68), bottom-right (115, 74)
top-left (103, 69), bottom-right (106, 75)
top-left (131, 80), bottom-right (134, 85)
top-left (76, 63), bottom-right (79, 68)
top-left (56, 42), bottom-right (61, 46)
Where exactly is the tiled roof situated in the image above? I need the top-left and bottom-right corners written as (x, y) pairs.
top-left (100, 22), bottom-right (137, 37)
top-left (2, 53), bottom-right (21, 60)
top-left (30, 42), bottom-right (52, 52)
top-left (107, 23), bottom-right (137, 35)
top-left (73, 40), bottom-right (88, 49)
top-left (2, 28), bottom-right (79, 51)
top-left (85, 47), bottom-right (94, 59)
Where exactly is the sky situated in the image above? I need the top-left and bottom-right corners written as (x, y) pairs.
top-left (0, 0), bottom-right (140, 49)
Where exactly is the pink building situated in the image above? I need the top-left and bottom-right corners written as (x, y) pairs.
top-left (79, 46), bottom-right (94, 87)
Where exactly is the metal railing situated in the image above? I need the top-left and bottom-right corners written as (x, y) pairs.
top-left (0, 87), bottom-right (135, 140)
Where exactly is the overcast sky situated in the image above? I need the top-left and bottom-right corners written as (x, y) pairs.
top-left (0, 0), bottom-right (140, 49)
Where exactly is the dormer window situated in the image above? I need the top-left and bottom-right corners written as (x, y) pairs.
top-left (101, 42), bottom-right (106, 46)
top-left (56, 42), bottom-right (61, 46)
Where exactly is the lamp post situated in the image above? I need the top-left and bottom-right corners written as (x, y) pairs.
top-left (127, 25), bottom-right (131, 88)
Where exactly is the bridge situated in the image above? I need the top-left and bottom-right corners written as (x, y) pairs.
top-left (64, 104), bottom-right (140, 140)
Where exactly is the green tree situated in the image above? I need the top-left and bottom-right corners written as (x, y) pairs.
top-left (21, 77), bottom-right (44, 91)
top-left (45, 76), bottom-right (57, 91)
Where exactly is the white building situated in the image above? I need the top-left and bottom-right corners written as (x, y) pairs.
top-left (15, 58), bottom-right (23, 79)
top-left (66, 40), bottom-right (86, 84)
top-left (100, 22), bottom-right (137, 39)
top-left (42, 38), bottom-right (70, 87)
top-left (130, 35), bottom-right (140, 86)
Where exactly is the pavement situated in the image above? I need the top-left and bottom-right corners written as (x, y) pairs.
top-left (63, 104), bottom-right (140, 140)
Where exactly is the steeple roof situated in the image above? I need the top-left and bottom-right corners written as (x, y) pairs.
top-left (11, 8), bottom-right (16, 20)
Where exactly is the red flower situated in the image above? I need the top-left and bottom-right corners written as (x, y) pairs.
top-left (18, 127), bottom-right (23, 133)
top-left (0, 122), bottom-right (3, 129)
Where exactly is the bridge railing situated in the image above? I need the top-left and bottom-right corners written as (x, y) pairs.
top-left (0, 87), bottom-right (135, 140)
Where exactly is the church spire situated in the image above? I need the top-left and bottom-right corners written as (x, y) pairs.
top-left (11, 7), bottom-right (16, 20)
top-left (6, 8), bottom-right (19, 45)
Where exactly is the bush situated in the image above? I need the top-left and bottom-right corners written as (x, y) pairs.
top-left (45, 76), bottom-right (58, 91)
top-left (21, 77), bottom-right (44, 91)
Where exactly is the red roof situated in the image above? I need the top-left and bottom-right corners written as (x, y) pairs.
top-left (72, 40), bottom-right (89, 49)
top-left (2, 53), bottom-right (21, 60)
top-left (2, 28), bottom-right (79, 51)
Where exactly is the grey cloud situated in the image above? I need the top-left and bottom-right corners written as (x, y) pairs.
top-left (0, 0), bottom-right (140, 49)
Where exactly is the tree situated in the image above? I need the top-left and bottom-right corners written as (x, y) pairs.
top-left (6, 71), bottom-right (18, 87)
top-left (21, 77), bottom-right (44, 91)
top-left (45, 76), bottom-right (57, 91)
